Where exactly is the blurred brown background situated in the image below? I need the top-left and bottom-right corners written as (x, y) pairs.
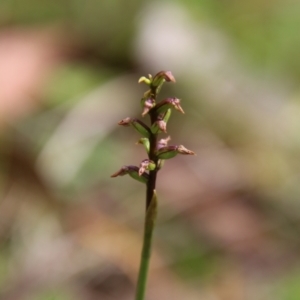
top-left (1, 0), bottom-right (300, 299)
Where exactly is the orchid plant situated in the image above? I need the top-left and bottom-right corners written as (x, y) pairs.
top-left (111, 71), bottom-right (195, 300)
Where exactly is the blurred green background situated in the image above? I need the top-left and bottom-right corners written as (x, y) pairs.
top-left (1, 0), bottom-right (300, 299)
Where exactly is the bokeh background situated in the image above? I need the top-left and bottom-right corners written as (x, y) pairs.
top-left (1, 0), bottom-right (300, 299)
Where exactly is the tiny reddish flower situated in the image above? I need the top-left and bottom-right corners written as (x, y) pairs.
top-left (152, 71), bottom-right (176, 83)
top-left (111, 165), bottom-right (149, 183)
top-left (153, 97), bottom-right (185, 115)
top-left (157, 136), bottom-right (171, 149)
top-left (141, 98), bottom-right (155, 117)
top-left (138, 159), bottom-right (156, 176)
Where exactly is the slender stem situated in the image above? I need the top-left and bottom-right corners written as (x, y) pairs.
top-left (135, 190), bottom-right (157, 300)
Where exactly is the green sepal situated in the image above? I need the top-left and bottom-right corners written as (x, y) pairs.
top-left (138, 76), bottom-right (151, 85)
top-left (157, 149), bottom-right (178, 160)
top-left (131, 119), bottom-right (151, 138)
top-left (163, 108), bottom-right (172, 123)
top-left (150, 121), bottom-right (161, 134)
top-left (129, 171), bottom-right (148, 184)
top-left (137, 137), bottom-right (150, 154)
top-left (118, 117), bottom-right (151, 138)
top-left (151, 78), bottom-right (165, 95)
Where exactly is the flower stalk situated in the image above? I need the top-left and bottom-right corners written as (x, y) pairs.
top-left (111, 71), bottom-right (195, 300)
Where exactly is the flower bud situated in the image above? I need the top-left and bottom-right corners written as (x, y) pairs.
top-left (138, 76), bottom-right (151, 85)
top-left (138, 159), bottom-right (156, 176)
top-left (151, 109), bottom-right (171, 134)
top-left (176, 145), bottom-right (196, 155)
top-left (157, 145), bottom-right (195, 160)
top-left (152, 71), bottom-right (176, 86)
top-left (111, 165), bottom-right (149, 184)
top-left (118, 117), bottom-right (151, 138)
top-left (118, 117), bottom-right (131, 126)
top-left (156, 119), bottom-right (167, 133)
top-left (157, 159), bottom-right (165, 170)
top-left (151, 71), bottom-right (176, 95)
top-left (151, 118), bottom-right (167, 134)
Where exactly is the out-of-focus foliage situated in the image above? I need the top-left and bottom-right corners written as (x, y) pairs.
top-left (1, 0), bottom-right (300, 299)
top-left (184, 0), bottom-right (300, 79)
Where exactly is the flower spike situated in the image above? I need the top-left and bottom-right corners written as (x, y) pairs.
top-left (111, 70), bottom-right (195, 300)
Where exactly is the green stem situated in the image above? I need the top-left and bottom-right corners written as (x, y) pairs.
top-left (135, 191), bottom-right (157, 300)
